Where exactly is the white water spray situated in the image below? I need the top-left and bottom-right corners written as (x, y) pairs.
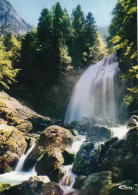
top-left (65, 55), bottom-right (124, 123)
top-left (0, 143), bottom-right (36, 186)
top-left (15, 143), bottom-right (36, 172)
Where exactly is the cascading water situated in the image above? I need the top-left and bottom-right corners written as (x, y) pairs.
top-left (0, 143), bottom-right (36, 186)
top-left (15, 143), bottom-right (36, 172)
top-left (65, 54), bottom-right (124, 123)
top-left (59, 136), bottom-right (86, 195)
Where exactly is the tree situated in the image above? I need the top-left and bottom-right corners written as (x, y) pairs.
top-left (3, 33), bottom-right (21, 68)
top-left (0, 36), bottom-right (19, 89)
top-left (108, 0), bottom-right (137, 115)
top-left (37, 3), bottom-right (71, 86)
top-left (71, 5), bottom-right (86, 68)
top-left (82, 12), bottom-right (105, 66)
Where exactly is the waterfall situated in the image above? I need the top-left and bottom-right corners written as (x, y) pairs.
top-left (0, 143), bottom-right (36, 186)
top-left (65, 54), bottom-right (124, 123)
top-left (15, 143), bottom-right (36, 172)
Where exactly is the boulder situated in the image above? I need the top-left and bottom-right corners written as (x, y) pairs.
top-left (35, 148), bottom-right (64, 182)
top-left (38, 125), bottom-right (73, 149)
top-left (86, 125), bottom-right (111, 144)
top-left (127, 115), bottom-right (138, 128)
top-left (98, 137), bottom-right (125, 172)
top-left (72, 142), bottom-right (99, 176)
top-left (80, 171), bottom-right (112, 195)
top-left (3, 178), bottom-right (63, 195)
top-left (23, 125), bottom-right (73, 171)
top-left (98, 125), bottom-right (138, 183)
top-left (119, 126), bottom-right (138, 182)
top-left (109, 180), bottom-right (138, 195)
top-left (73, 176), bottom-right (87, 189)
top-left (0, 125), bottom-right (27, 173)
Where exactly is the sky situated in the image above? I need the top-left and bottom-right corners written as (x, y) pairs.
top-left (10, 0), bottom-right (118, 27)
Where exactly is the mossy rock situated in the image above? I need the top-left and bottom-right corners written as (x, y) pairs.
top-left (23, 125), bottom-right (73, 171)
top-left (0, 183), bottom-right (11, 192)
top-left (0, 92), bottom-right (52, 132)
top-left (72, 142), bottom-right (99, 176)
top-left (35, 147), bottom-right (64, 182)
top-left (3, 180), bottom-right (63, 195)
top-left (0, 125), bottom-right (27, 173)
top-left (119, 126), bottom-right (138, 182)
top-left (109, 180), bottom-right (138, 195)
top-left (80, 171), bottom-right (112, 195)
top-left (73, 175), bottom-right (87, 189)
top-left (39, 125), bottom-right (73, 150)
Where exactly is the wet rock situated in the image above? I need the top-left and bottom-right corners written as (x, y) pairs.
top-left (80, 171), bottom-right (112, 195)
top-left (0, 125), bottom-right (27, 173)
top-left (98, 137), bottom-right (125, 171)
top-left (73, 175), bottom-right (87, 189)
top-left (23, 125), bottom-right (73, 171)
top-left (72, 142), bottom-right (99, 175)
top-left (86, 125), bottom-right (111, 144)
top-left (119, 126), bottom-right (138, 182)
top-left (35, 148), bottom-right (64, 182)
top-left (3, 179), bottom-right (63, 195)
top-left (127, 115), bottom-right (138, 128)
top-left (109, 180), bottom-right (138, 195)
top-left (62, 149), bottom-right (75, 165)
top-left (28, 176), bottom-right (50, 183)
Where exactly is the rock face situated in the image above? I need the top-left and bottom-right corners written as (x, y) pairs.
top-left (0, 0), bottom-right (32, 34)
top-left (2, 177), bottom-right (63, 195)
top-left (80, 171), bottom-right (112, 195)
top-left (86, 125), bottom-right (111, 144)
top-left (0, 125), bottom-right (27, 173)
top-left (72, 142), bottom-right (99, 176)
top-left (0, 92), bottom-right (51, 133)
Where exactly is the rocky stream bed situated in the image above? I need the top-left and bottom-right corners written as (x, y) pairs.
top-left (0, 92), bottom-right (137, 195)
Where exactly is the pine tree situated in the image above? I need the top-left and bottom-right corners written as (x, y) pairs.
top-left (71, 5), bottom-right (86, 68)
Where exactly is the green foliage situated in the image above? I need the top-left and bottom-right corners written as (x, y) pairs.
top-left (10, 2), bottom-right (108, 116)
top-left (3, 33), bottom-right (21, 67)
top-left (108, 0), bottom-right (137, 115)
top-left (70, 6), bottom-right (105, 68)
top-left (0, 36), bottom-right (19, 89)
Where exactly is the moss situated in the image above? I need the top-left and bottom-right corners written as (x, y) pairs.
top-left (80, 171), bottom-right (112, 195)
top-left (0, 183), bottom-right (11, 192)
top-left (0, 125), bottom-right (27, 173)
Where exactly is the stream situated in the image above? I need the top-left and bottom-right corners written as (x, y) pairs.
top-left (0, 125), bottom-right (129, 194)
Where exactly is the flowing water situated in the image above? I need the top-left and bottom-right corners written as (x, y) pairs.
top-left (0, 143), bottom-right (36, 186)
top-left (0, 55), bottom-right (128, 193)
top-left (65, 55), bottom-right (124, 124)
top-left (59, 136), bottom-right (86, 195)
